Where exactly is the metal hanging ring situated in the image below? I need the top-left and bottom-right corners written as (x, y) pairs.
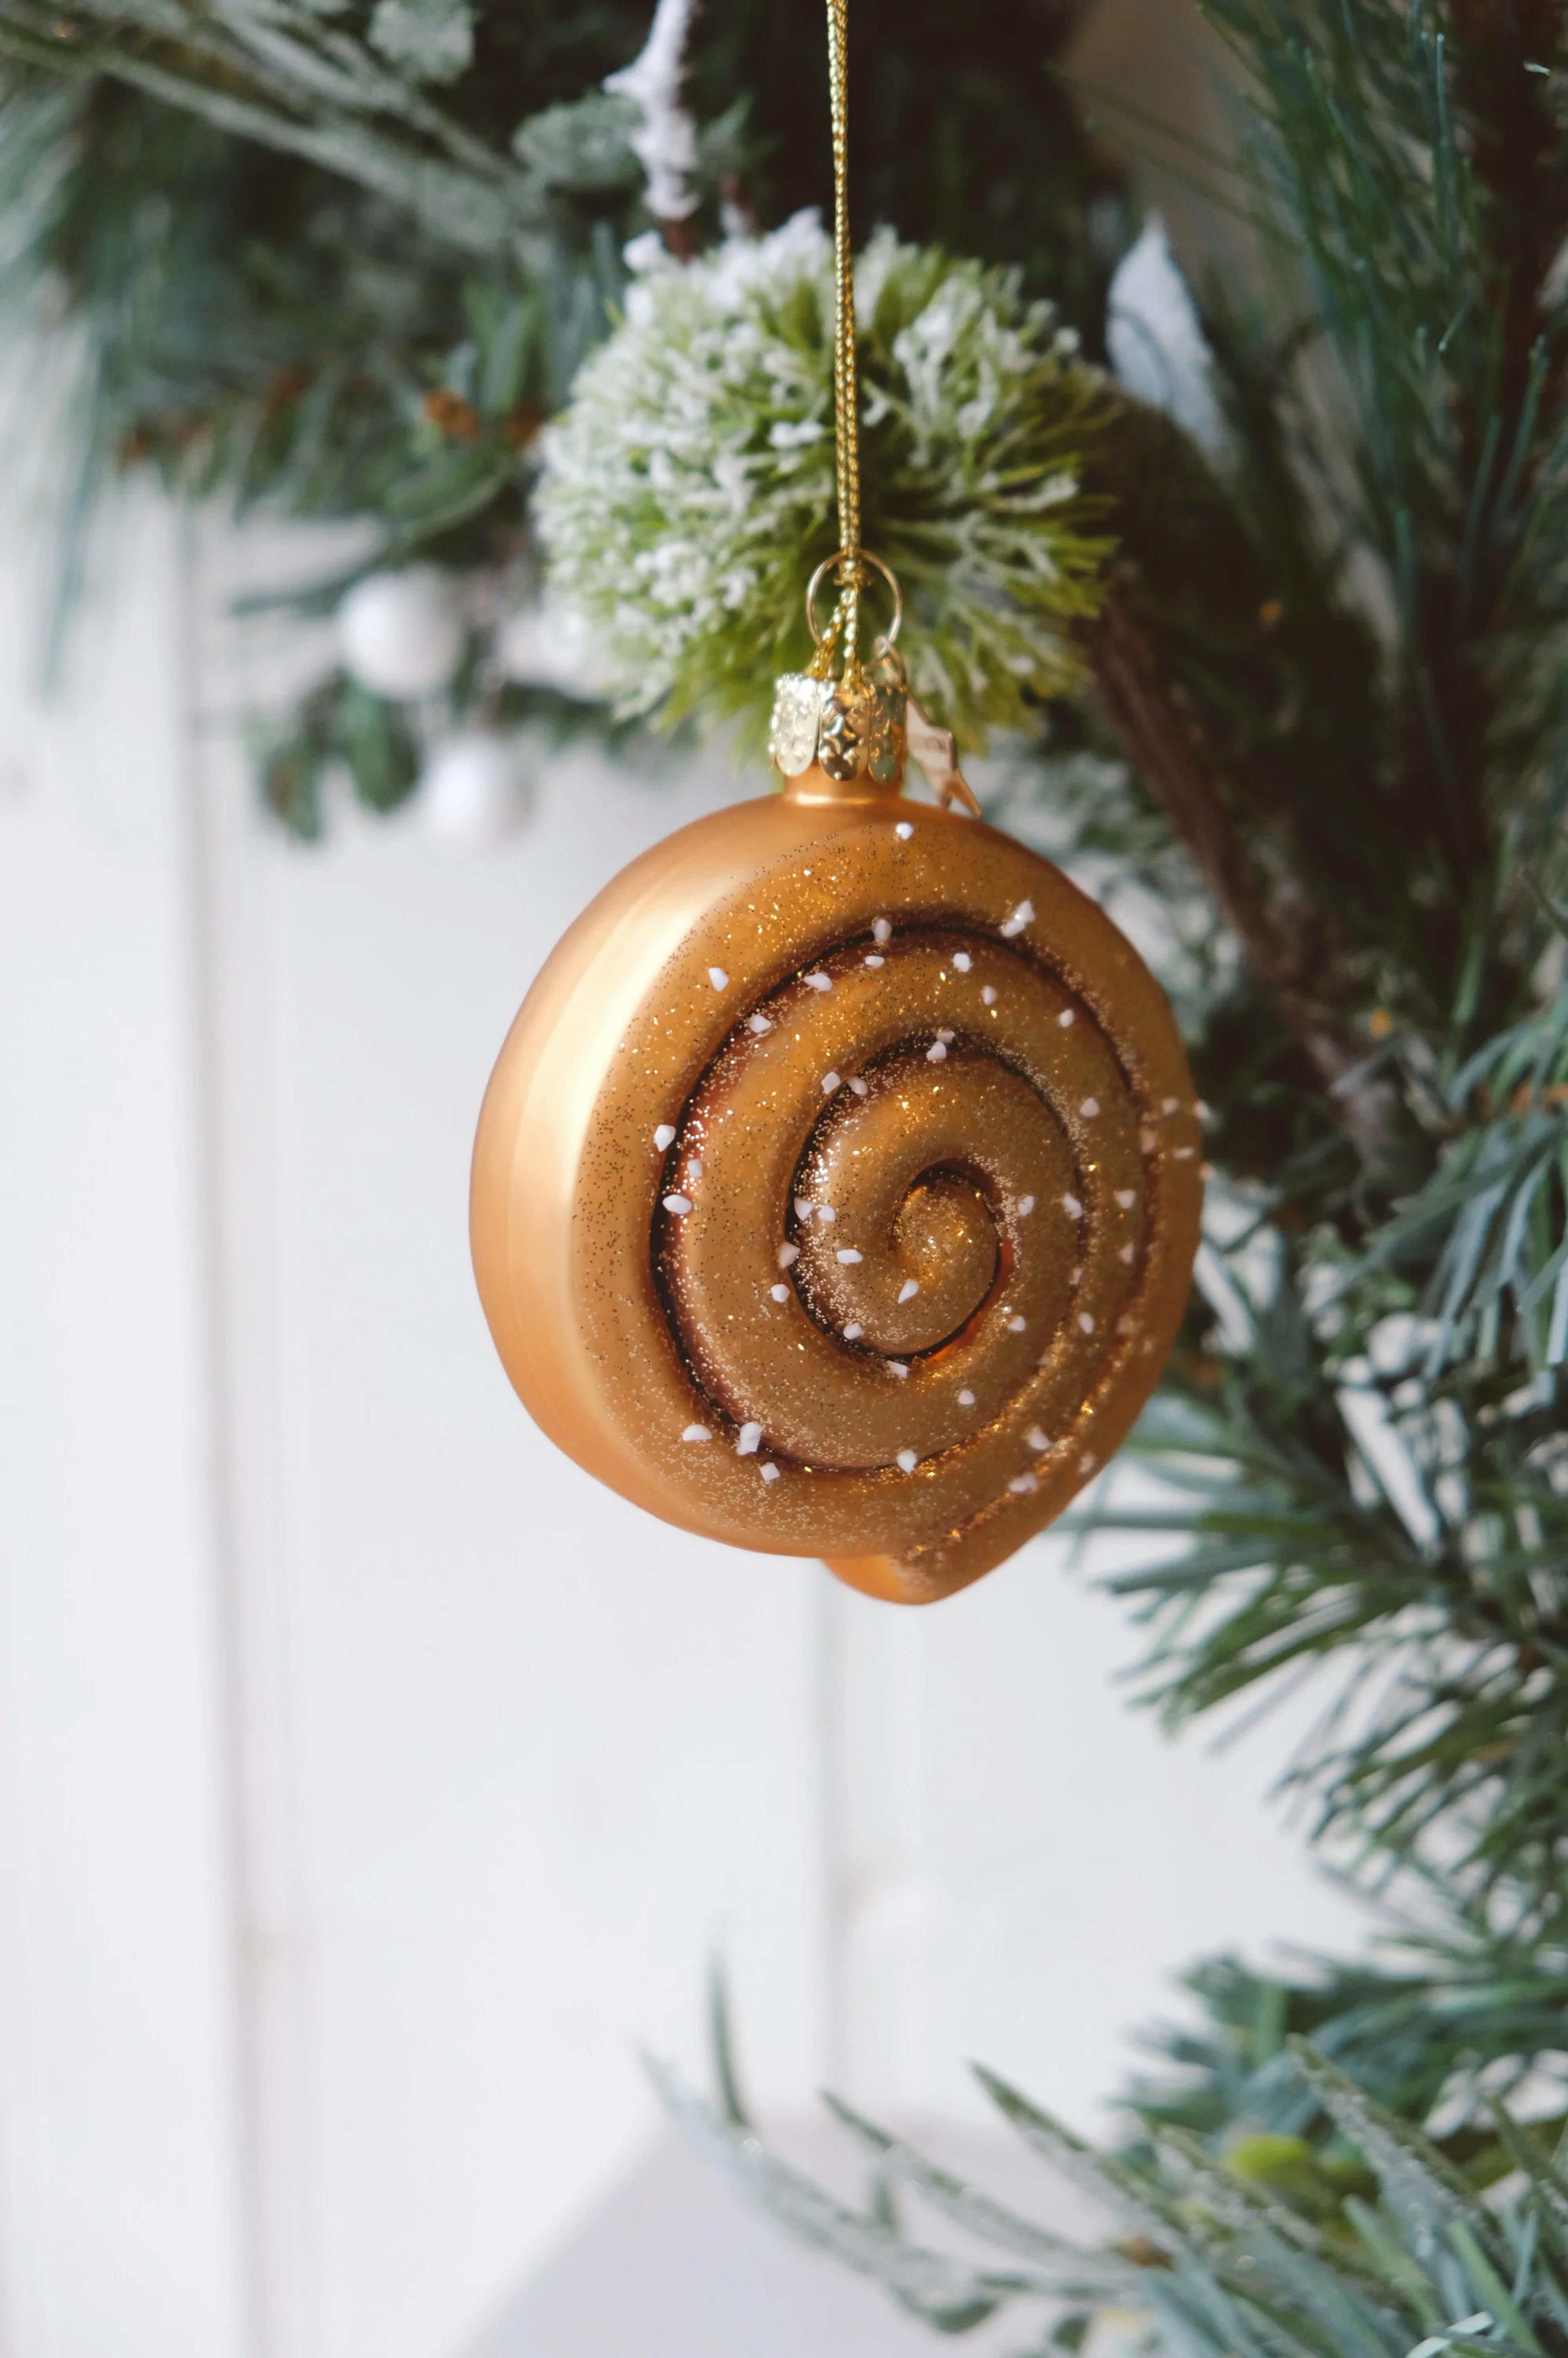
top-left (806, 548), bottom-right (903, 650)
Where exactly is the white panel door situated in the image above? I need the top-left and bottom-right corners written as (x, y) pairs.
top-left (0, 499), bottom-right (251, 2358)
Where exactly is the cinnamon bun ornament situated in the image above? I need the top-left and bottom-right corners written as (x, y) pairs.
top-left (471, 714), bottom-right (1201, 1604)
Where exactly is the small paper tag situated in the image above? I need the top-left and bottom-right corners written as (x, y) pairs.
top-left (906, 695), bottom-right (981, 815)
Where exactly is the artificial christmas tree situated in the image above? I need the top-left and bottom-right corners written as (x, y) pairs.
top-left (5, 0), bottom-right (1568, 2347)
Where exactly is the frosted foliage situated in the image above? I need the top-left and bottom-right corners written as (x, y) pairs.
top-left (535, 214), bottom-right (1110, 746)
top-left (1107, 216), bottom-right (1224, 457)
top-left (367, 0), bottom-right (472, 82)
top-left (602, 0), bottom-right (699, 223)
top-left (662, 2038), bottom-right (1568, 2358)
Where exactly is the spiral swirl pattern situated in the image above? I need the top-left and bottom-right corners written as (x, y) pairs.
top-left (472, 779), bottom-right (1202, 1604)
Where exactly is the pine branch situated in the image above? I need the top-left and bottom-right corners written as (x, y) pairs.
top-left (662, 2015), bottom-right (1568, 2358)
top-left (1094, 1246), bottom-right (1568, 1925)
top-left (1124, 1929), bottom-right (1568, 2154)
top-left (1448, 0), bottom-right (1568, 426)
top-left (0, 5), bottom-right (521, 250)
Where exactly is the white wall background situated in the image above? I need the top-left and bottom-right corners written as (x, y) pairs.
top-left (0, 486), bottom-right (1370, 2358)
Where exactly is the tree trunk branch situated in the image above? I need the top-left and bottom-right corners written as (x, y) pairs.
top-left (1079, 581), bottom-right (1409, 1178)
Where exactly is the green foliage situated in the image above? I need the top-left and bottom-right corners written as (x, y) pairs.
top-left (1190, 0), bottom-right (1568, 1029)
top-left (0, 0), bottom-right (1127, 811)
top-left (254, 652), bottom-right (668, 830)
top-left (0, 0), bottom-right (1117, 552)
top-left (659, 1994), bottom-right (1568, 2357)
top-left (16, 72), bottom-right (633, 530)
top-left (261, 672), bottom-right (422, 837)
top-left (1078, 1235), bottom-right (1568, 1925)
top-left (1365, 981), bottom-right (1568, 1376)
top-left (535, 216), bottom-right (1111, 744)
top-left (1124, 1931), bottom-right (1568, 2163)
top-left (682, 0), bottom-right (1118, 324)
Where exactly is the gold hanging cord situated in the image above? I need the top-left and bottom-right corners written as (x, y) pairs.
top-left (826, 0), bottom-right (864, 682)
top-left (771, 0), bottom-right (977, 814)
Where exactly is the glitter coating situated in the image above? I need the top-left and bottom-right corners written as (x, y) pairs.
top-left (469, 763), bottom-right (1202, 1605)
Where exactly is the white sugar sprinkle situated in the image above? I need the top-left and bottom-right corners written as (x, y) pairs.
top-left (1194, 1099), bottom-right (1211, 1119)
top-left (687, 1158), bottom-right (703, 1178)
top-left (709, 966), bottom-right (729, 991)
top-left (895, 821), bottom-right (914, 840)
top-left (849, 1077), bottom-right (869, 1097)
top-left (1114, 1189), bottom-right (1137, 1209)
top-left (681, 1424), bottom-right (712, 1442)
top-left (1078, 1312), bottom-right (1096, 1334)
top-left (777, 1243), bottom-right (800, 1269)
top-left (805, 970), bottom-right (833, 991)
top-left (897, 1449), bottom-right (918, 1473)
top-left (1119, 1242), bottom-right (1136, 1264)
top-left (898, 1278), bottom-right (920, 1303)
top-left (982, 985), bottom-right (998, 1006)
top-left (747, 1013), bottom-right (773, 1035)
top-left (1080, 1097), bottom-right (1100, 1118)
top-left (736, 1421), bottom-right (763, 1456)
top-left (654, 1123), bottom-right (677, 1150)
top-left (770, 1283), bottom-right (790, 1303)
top-left (958, 1389), bottom-right (976, 1406)
top-left (760, 1462), bottom-right (781, 1484)
top-left (937, 1028), bottom-right (956, 1044)
top-left (1000, 898), bottom-right (1036, 939)
top-left (1062, 1192), bottom-right (1083, 1220)
top-left (821, 1070), bottom-right (842, 1093)
top-left (817, 1205), bottom-right (837, 1222)
top-left (843, 1321), bottom-right (864, 1340)
top-left (1018, 1194), bottom-right (1036, 1216)
top-left (888, 1361), bottom-right (909, 1379)
top-left (1008, 1316), bottom-right (1027, 1334)
top-left (927, 1040), bottom-right (948, 1062)
top-left (794, 1197), bottom-right (814, 1221)
top-left (1009, 1473), bottom-right (1038, 1495)
top-left (837, 1247), bottom-right (863, 1265)
top-left (1069, 1265), bottom-right (1082, 1284)
top-left (1140, 1128), bottom-right (1158, 1153)
top-left (1027, 1425), bottom-right (1051, 1452)
top-left (1174, 1144), bottom-right (1196, 1160)
top-left (1162, 1096), bottom-right (1180, 1114)
top-left (872, 917), bottom-right (892, 944)
top-left (953, 951), bottom-right (972, 971)
top-left (663, 1193), bottom-right (693, 1215)
top-left (1080, 1451), bottom-right (1098, 1474)
top-left (1058, 1009), bottom-right (1076, 1029)
top-left (864, 953), bottom-right (886, 969)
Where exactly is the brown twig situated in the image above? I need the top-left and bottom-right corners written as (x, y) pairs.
top-left (1080, 580), bottom-right (1408, 1176)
